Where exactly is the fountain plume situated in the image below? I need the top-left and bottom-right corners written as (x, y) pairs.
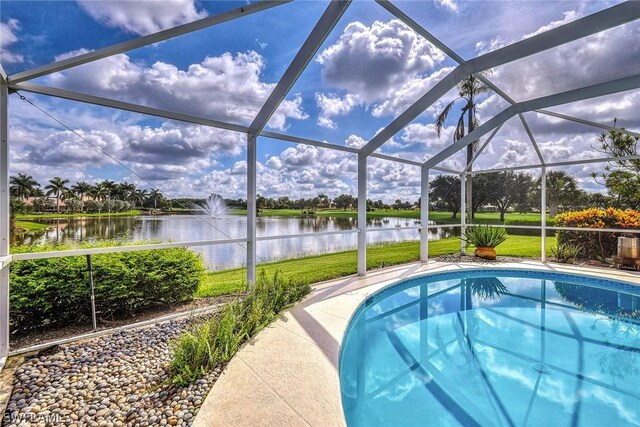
top-left (202, 193), bottom-right (227, 217)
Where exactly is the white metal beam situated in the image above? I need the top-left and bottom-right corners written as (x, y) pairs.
top-left (360, 1), bottom-right (640, 157)
top-left (423, 74), bottom-right (640, 169)
top-left (260, 131), bottom-right (458, 173)
top-left (357, 154), bottom-right (367, 275)
top-left (11, 82), bottom-right (450, 172)
top-left (541, 166), bottom-right (547, 263)
top-left (377, 0), bottom-right (547, 170)
top-left (0, 65), bottom-right (6, 83)
top-left (0, 81), bottom-right (9, 368)
top-left (10, 82), bottom-right (249, 133)
top-left (262, 131), bottom-right (356, 153)
top-left (465, 124), bottom-right (503, 171)
top-left (518, 114), bottom-right (545, 164)
top-left (472, 154), bottom-right (640, 175)
top-left (8, 1), bottom-right (292, 84)
top-left (460, 173), bottom-right (466, 255)
top-left (536, 109), bottom-right (640, 138)
top-left (249, 0), bottom-right (350, 136)
top-left (247, 135), bottom-right (257, 287)
top-left (420, 167), bottom-right (429, 262)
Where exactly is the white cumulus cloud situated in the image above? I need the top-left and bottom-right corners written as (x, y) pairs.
top-left (48, 50), bottom-right (308, 130)
top-left (316, 19), bottom-right (446, 103)
top-left (0, 18), bottom-right (24, 64)
top-left (76, 0), bottom-right (207, 35)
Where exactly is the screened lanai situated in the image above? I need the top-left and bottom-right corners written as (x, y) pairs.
top-left (0, 0), bottom-right (639, 371)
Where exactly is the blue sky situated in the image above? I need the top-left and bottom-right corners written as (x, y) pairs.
top-left (1, 0), bottom-right (638, 202)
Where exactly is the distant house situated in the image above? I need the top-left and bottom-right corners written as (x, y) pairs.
top-left (23, 196), bottom-right (91, 213)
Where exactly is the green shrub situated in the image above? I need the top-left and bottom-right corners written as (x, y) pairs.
top-left (10, 242), bottom-right (204, 334)
top-left (169, 271), bottom-right (310, 386)
top-left (504, 218), bottom-right (555, 236)
top-left (462, 225), bottom-right (508, 248)
top-left (550, 242), bottom-right (581, 263)
top-left (555, 208), bottom-right (640, 260)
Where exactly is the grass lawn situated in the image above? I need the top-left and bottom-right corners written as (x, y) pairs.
top-left (230, 208), bottom-right (547, 224)
top-left (16, 210), bottom-right (141, 219)
top-left (14, 221), bottom-right (51, 232)
top-left (197, 234), bottom-right (556, 298)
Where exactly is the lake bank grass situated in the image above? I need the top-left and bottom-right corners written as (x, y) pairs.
top-left (14, 221), bottom-right (51, 233)
top-left (197, 235), bottom-right (555, 298)
top-left (16, 210), bottom-right (142, 220)
top-left (230, 208), bottom-right (547, 224)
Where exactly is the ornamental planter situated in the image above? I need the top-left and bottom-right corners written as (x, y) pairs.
top-left (475, 246), bottom-right (497, 260)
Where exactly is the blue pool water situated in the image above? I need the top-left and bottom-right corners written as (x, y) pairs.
top-left (339, 270), bottom-right (640, 426)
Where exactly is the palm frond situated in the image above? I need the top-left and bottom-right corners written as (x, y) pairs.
top-left (454, 115), bottom-right (465, 141)
top-left (435, 100), bottom-right (457, 137)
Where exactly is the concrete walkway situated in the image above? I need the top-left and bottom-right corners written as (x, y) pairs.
top-left (192, 261), bottom-right (640, 427)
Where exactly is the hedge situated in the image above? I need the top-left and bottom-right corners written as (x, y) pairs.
top-left (555, 208), bottom-right (640, 260)
top-left (504, 218), bottom-right (555, 236)
top-left (10, 242), bottom-right (205, 334)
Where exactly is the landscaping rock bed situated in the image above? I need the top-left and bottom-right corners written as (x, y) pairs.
top-left (3, 315), bottom-right (221, 426)
top-left (433, 254), bottom-right (536, 264)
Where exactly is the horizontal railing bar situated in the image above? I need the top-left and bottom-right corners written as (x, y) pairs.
top-left (547, 226), bottom-right (640, 233)
top-left (256, 230), bottom-right (359, 241)
top-left (0, 256), bottom-right (10, 270)
top-left (465, 223), bottom-right (640, 234)
top-left (367, 226), bottom-right (423, 232)
top-left (12, 238), bottom-right (248, 261)
top-left (9, 224), bottom-right (640, 262)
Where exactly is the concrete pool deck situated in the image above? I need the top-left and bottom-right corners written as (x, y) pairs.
top-left (192, 260), bottom-right (640, 427)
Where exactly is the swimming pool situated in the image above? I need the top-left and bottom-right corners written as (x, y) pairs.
top-left (339, 269), bottom-right (640, 426)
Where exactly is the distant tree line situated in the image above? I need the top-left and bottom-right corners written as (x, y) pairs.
top-left (10, 175), bottom-right (168, 214)
top-left (427, 170), bottom-right (614, 220)
top-left (233, 169), bottom-right (629, 220)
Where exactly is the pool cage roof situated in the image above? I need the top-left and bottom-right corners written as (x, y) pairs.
top-left (0, 0), bottom-right (639, 367)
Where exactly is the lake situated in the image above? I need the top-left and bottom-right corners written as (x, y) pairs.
top-left (13, 215), bottom-right (456, 270)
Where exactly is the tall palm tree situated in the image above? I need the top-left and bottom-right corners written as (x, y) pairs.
top-left (132, 188), bottom-right (148, 208)
top-left (149, 188), bottom-right (162, 210)
top-left (10, 173), bottom-right (40, 201)
top-left (100, 180), bottom-right (117, 213)
top-left (118, 182), bottom-right (136, 202)
top-left (71, 181), bottom-right (92, 211)
top-left (88, 184), bottom-right (104, 201)
top-left (88, 183), bottom-right (108, 214)
top-left (435, 74), bottom-right (491, 221)
top-left (45, 177), bottom-right (70, 213)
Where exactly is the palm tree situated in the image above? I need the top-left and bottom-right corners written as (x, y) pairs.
top-left (71, 181), bottom-right (92, 212)
top-left (31, 187), bottom-right (45, 198)
top-left (118, 182), bottom-right (136, 202)
top-left (10, 173), bottom-right (40, 201)
top-left (149, 188), bottom-right (162, 210)
top-left (88, 184), bottom-right (105, 201)
top-left (100, 180), bottom-right (117, 213)
top-left (537, 171), bottom-right (579, 217)
top-left (88, 183), bottom-right (108, 214)
top-left (435, 74), bottom-right (491, 221)
top-left (45, 177), bottom-right (70, 213)
top-left (131, 188), bottom-right (148, 208)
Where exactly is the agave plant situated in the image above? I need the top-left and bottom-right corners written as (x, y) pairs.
top-left (462, 225), bottom-right (508, 248)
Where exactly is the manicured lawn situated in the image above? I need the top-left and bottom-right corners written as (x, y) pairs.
top-left (197, 234), bottom-right (556, 298)
top-left (14, 221), bottom-right (51, 232)
top-left (230, 208), bottom-right (547, 224)
top-left (16, 210), bottom-right (141, 219)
